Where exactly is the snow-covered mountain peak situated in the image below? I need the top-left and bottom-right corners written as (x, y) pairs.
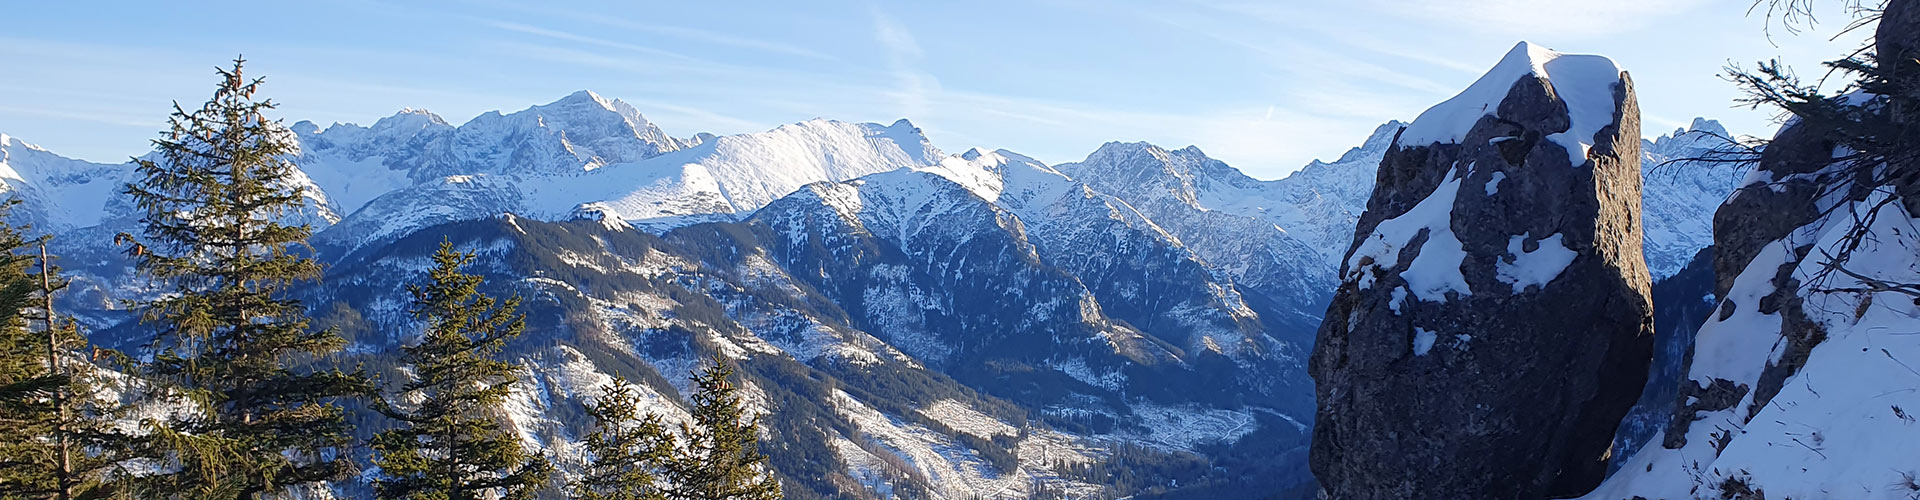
top-left (554, 88), bottom-right (614, 108)
top-left (1331, 120), bottom-right (1406, 165)
top-left (1398, 41), bottom-right (1627, 167)
top-left (0, 133), bottom-right (141, 231)
top-left (487, 117), bottom-right (943, 229)
top-left (2, 133), bottom-right (36, 154)
top-left (371, 107), bottom-right (449, 133)
top-left (1083, 141), bottom-right (1203, 168)
top-left (914, 147), bottom-right (1056, 203)
top-left (1072, 141), bottom-right (1255, 196)
top-left (1645, 117), bottom-right (1732, 160)
top-left (534, 89), bottom-right (660, 137)
top-left (949, 147), bottom-right (1039, 169)
top-left (1686, 116), bottom-right (1727, 137)
top-left (294, 108), bottom-right (452, 152)
top-left (304, 111), bottom-right (950, 253)
top-left (471, 90), bottom-right (688, 169)
top-left (1639, 117), bottom-right (1749, 278)
top-left (691, 118), bottom-right (941, 179)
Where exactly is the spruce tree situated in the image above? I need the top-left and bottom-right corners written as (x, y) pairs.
top-left (572, 377), bottom-right (672, 500)
top-left (121, 57), bottom-right (367, 499)
top-left (370, 241), bottom-right (551, 500)
top-left (0, 216), bottom-right (125, 500)
top-left (0, 208), bottom-right (51, 498)
top-left (661, 356), bottom-right (780, 500)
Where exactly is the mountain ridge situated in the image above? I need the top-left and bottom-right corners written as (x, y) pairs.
top-left (0, 88), bottom-right (1752, 500)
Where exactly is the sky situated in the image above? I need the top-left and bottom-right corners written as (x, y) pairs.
top-left (0, 0), bottom-right (1873, 179)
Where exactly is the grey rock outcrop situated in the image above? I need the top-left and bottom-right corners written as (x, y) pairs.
top-left (1309, 42), bottom-right (1655, 499)
top-left (1672, 0), bottom-right (1917, 460)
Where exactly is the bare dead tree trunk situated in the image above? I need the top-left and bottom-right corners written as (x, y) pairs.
top-left (39, 240), bottom-right (73, 500)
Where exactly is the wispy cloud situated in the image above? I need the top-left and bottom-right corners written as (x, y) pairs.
top-left (0, 105), bottom-right (159, 129)
top-left (1084, 1), bottom-right (1461, 99)
top-left (468, 1), bottom-right (839, 62)
top-left (580, 18), bottom-right (839, 62)
top-left (482, 20), bottom-right (698, 61)
top-left (1191, 1), bottom-right (1485, 75)
top-left (1352, 0), bottom-right (1713, 39)
top-left (871, 9), bottom-right (936, 120)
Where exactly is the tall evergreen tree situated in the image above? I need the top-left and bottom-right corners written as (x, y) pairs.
top-left (121, 57), bottom-right (367, 499)
top-left (572, 377), bottom-right (671, 500)
top-left (370, 241), bottom-right (551, 500)
top-left (661, 356), bottom-right (780, 500)
top-left (0, 207), bottom-right (52, 499)
top-left (0, 214), bottom-right (125, 500)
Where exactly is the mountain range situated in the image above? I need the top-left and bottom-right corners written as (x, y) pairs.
top-left (0, 86), bottom-right (1744, 498)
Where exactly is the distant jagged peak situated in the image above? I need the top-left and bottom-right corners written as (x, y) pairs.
top-left (1286, 120), bottom-right (1408, 177)
top-left (1648, 117), bottom-right (1729, 144)
top-left (0, 133), bottom-right (42, 166)
top-left (732, 117), bottom-right (943, 169)
top-left (1085, 140), bottom-right (1209, 162)
top-left (371, 107), bottom-right (450, 132)
top-left (1644, 117), bottom-right (1742, 164)
top-left (1686, 117), bottom-right (1728, 137)
top-left (389, 90), bottom-right (692, 177)
top-left (958, 146), bottom-right (991, 162)
top-left (952, 147), bottom-right (1017, 173)
top-left (1075, 140), bottom-right (1242, 185)
top-left (919, 147), bottom-right (1059, 202)
top-left (954, 146), bottom-right (1044, 168)
top-left (289, 120), bottom-right (321, 135)
top-left (1334, 120), bottom-right (1408, 165)
top-left (536, 90), bottom-right (665, 136)
top-left (292, 107), bottom-right (452, 150)
top-left (0, 132), bottom-right (119, 173)
top-left (552, 88), bottom-right (615, 108)
top-left (509, 90), bottom-right (667, 135)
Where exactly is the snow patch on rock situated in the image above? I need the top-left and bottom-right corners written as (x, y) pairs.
top-left (1495, 233), bottom-right (1578, 293)
top-left (1346, 167), bottom-right (1471, 301)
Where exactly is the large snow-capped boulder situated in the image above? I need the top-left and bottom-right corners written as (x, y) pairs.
top-left (1309, 41), bottom-right (1654, 499)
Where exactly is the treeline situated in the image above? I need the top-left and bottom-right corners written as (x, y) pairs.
top-left (0, 59), bottom-right (781, 500)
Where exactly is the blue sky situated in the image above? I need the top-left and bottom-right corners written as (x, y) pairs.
top-left (0, 0), bottom-right (1864, 179)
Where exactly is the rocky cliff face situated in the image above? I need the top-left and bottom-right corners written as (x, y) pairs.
top-left (1586, 99), bottom-right (1919, 500)
top-left (1585, 5), bottom-right (1920, 497)
top-left (1309, 42), bottom-right (1654, 499)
